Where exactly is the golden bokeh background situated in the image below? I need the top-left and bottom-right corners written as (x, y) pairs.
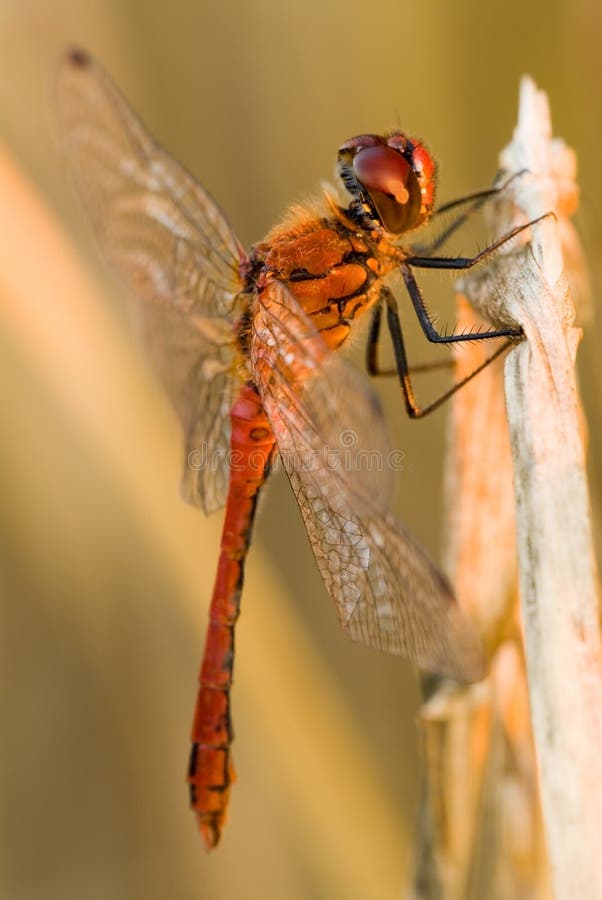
top-left (1, 2), bottom-right (601, 898)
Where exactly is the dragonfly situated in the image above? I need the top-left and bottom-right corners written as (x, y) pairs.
top-left (56, 49), bottom-right (534, 849)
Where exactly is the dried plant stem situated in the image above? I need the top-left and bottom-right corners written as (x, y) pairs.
top-left (411, 78), bottom-right (602, 899)
top-left (474, 78), bottom-right (602, 900)
top-left (504, 293), bottom-right (602, 897)
top-left (412, 301), bottom-right (547, 900)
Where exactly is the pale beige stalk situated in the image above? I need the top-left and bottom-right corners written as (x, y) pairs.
top-left (462, 78), bottom-right (602, 899)
top-left (412, 77), bottom-right (599, 899)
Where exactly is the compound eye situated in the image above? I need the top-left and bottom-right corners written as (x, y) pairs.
top-left (353, 145), bottom-right (422, 233)
top-left (353, 146), bottom-right (411, 202)
top-left (338, 133), bottom-right (383, 155)
top-left (386, 133), bottom-right (411, 153)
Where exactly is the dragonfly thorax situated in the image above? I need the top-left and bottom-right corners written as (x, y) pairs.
top-left (337, 131), bottom-right (437, 236)
top-left (247, 202), bottom-right (402, 351)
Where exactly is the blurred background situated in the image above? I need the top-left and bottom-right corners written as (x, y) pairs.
top-left (1, 2), bottom-right (601, 898)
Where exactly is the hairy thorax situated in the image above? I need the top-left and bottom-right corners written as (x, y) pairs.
top-left (245, 194), bottom-right (405, 351)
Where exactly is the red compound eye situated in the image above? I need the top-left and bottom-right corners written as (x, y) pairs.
top-left (352, 144), bottom-right (422, 233)
top-left (386, 132), bottom-right (437, 217)
top-left (337, 131), bottom-right (437, 233)
top-left (352, 146), bottom-right (413, 204)
top-left (386, 133), bottom-right (410, 153)
top-left (410, 142), bottom-right (436, 210)
top-left (338, 133), bottom-right (384, 155)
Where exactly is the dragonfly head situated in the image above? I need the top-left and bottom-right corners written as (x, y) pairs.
top-left (337, 131), bottom-right (436, 235)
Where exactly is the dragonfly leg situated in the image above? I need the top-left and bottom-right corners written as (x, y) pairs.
top-left (400, 265), bottom-right (523, 344)
top-left (367, 302), bottom-right (454, 377)
top-left (433, 170), bottom-right (529, 217)
top-left (413, 169), bottom-right (530, 255)
top-left (402, 213), bottom-right (552, 351)
top-left (379, 287), bottom-right (513, 419)
top-left (406, 211), bottom-right (553, 272)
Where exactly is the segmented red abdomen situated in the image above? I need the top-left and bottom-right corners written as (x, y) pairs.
top-left (188, 383), bottom-right (276, 849)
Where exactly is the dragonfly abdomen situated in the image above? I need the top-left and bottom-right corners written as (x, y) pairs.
top-left (188, 383), bottom-right (277, 849)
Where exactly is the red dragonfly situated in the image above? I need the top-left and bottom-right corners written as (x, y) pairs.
top-left (56, 49), bottom-right (528, 849)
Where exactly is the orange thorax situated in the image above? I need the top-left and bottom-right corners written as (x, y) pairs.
top-left (249, 197), bottom-right (402, 350)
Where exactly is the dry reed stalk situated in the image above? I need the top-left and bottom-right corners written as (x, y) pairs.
top-left (411, 77), bottom-right (600, 899)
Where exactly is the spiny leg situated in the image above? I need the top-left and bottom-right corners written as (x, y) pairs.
top-left (414, 170), bottom-right (530, 256)
top-left (401, 214), bottom-right (557, 343)
top-left (400, 265), bottom-right (522, 344)
top-left (367, 302), bottom-right (455, 377)
top-left (406, 212), bottom-right (553, 272)
top-left (375, 288), bottom-right (515, 419)
top-left (366, 193), bottom-right (547, 411)
top-left (400, 214), bottom-right (555, 345)
top-left (433, 169), bottom-right (529, 218)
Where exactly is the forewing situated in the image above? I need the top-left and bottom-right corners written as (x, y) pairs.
top-left (251, 282), bottom-right (484, 681)
top-left (55, 49), bottom-right (246, 513)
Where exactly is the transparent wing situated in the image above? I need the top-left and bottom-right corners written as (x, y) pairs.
top-left (55, 48), bottom-right (246, 513)
top-left (251, 282), bottom-right (485, 681)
